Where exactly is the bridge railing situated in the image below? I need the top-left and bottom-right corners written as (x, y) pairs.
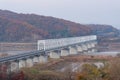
top-left (38, 35), bottom-right (97, 51)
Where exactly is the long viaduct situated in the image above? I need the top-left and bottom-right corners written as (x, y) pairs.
top-left (0, 35), bottom-right (97, 73)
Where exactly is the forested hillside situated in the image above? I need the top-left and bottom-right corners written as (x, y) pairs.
top-left (0, 10), bottom-right (119, 42)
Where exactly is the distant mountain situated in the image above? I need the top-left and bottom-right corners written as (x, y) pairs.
top-left (0, 10), bottom-right (119, 42)
top-left (86, 24), bottom-right (119, 41)
top-left (87, 24), bottom-right (119, 36)
top-left (0, 16), bottom-right (48, 42)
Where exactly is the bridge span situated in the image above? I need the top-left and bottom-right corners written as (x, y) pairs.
top-left (0, 35), bottom-right (97, 72)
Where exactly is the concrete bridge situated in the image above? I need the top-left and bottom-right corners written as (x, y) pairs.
top-left (0, 35), bottom-right (97, 73)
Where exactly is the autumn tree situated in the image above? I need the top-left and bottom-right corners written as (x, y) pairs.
top-left (75, 63), bottom-right (109, 80)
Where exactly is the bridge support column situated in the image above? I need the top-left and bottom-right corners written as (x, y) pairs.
top-left (91, 41), bottom-right (97, 48)
top-left (69, 46), bottom-right (77, 55)
top-left (87, 43), bottom-right (91, 49)
top-left (33, 56), bottom-right (39, 64)
top-left (61, 49), bottom-right (69, 56)
top-left (10, 61), bottom-right (19, 72)
top-left (86, 43), bottom-right (92, 53)
top-left (26, 58), bottom-right (33, 67)
top-left (76, 45), bottom-right (83, 53)
top-left (39, 55), bottom-right (48, 63)
top-left (19, 60), bottom-right (26, 68)
top-left (81, 44), bottom-right (88, 53)
top-left (49, 51), bottom-right (60, 59)
top-left (89, 41), bottom-right (97, 52)
top-left (91, 48), bottom-right (97, 52)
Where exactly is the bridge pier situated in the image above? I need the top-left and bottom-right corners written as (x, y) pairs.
top-left (61, 49), bottom-right (69, 56)
top-left (26, 58), bottom-right (33, 67)
top-left (19, 59), bottom-right (26, 68)
top-left (76, 45), bottom-right (83, 53)
top-left (39, 55), bottom-right (48, 63)
top-left (91, 48), bottom-right (97, 52)
top-left (0, 35), bottom-right (97, 73)
top-left (33, 56), bottom-right (39, 64)
top-left (80, 44), bottom-right (87, 53)
top-left (69, 46), bottom-right (78, 55)
top-left (86, 43), bottom-right (91, 49)
top-left (49, 51), bottom-right (60, 59)
top-left (86, 43), bottom-right (92, 53)
top-left (88, 41), bottom-right (97, 52)
top-left (10, 61), bottom-right (19, 72)
top-left (91, 41), bottom-right (96, 48)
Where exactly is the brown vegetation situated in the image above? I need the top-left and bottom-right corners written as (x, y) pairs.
top-left (108, 58), bottom-right (120, 80)
top-left (1, 55), bottom-right (120, 80)
top-left (0, 10), bottom-right (119, 42)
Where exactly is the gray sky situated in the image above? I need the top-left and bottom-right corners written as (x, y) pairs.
top-left (0, 0), bottom-right (120, 29)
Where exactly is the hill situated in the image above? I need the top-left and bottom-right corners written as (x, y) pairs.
top-left (86, 24), bottom-right (119, 41)
top-left (0, 10), bottom-right (119, 42)
top-left (0, 16), bottom-right (48, 42)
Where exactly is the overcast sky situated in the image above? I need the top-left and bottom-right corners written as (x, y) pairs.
top-left (0, 0), bottom-right (120, 29)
